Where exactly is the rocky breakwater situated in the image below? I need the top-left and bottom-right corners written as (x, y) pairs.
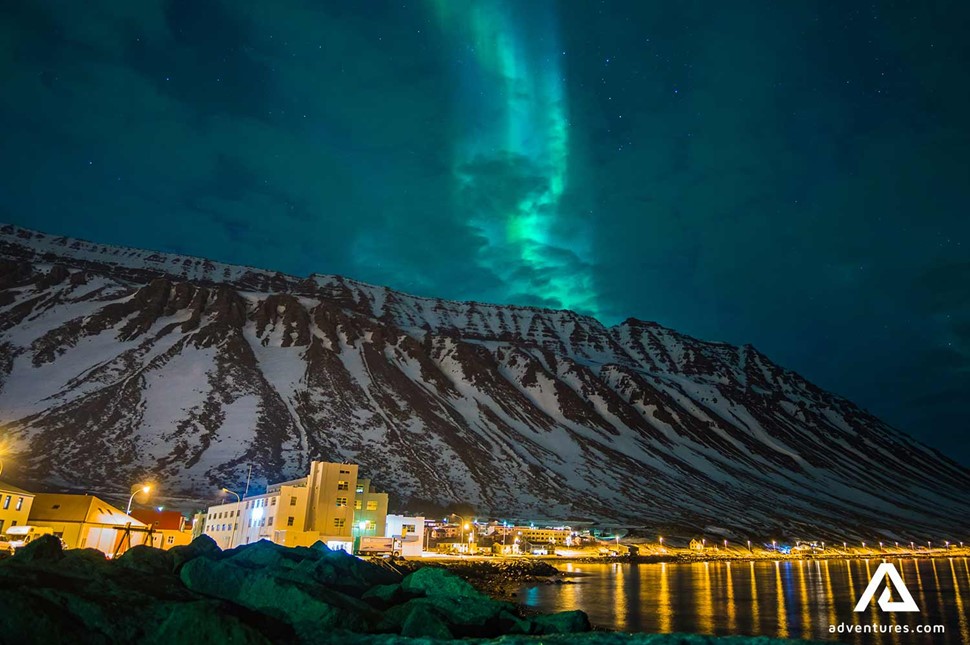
top-left (0, 535), bottom-right (590, 643)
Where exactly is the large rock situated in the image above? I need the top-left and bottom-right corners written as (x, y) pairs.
top-left (169, 534), bottom-right (221, 571)
top-left (117, 545), bottom-right (175, 575)
top-left (379, 595), bottom-right (521, 638)
top-left (180, 556), bottom-right (380, 636)
top-left (361, 583), bottom-right (406, 608)
top-left (528, 609), bottom-right (593, 634)
top-left (399, 602), bottom-right (454, 639)
top-left (10, 534), bottom-right (63, 564)
top-left (145, 600), bottom-right (280, 645)
top-left (400, 566), bottom-right (483, 599)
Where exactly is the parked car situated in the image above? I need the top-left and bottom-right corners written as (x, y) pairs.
top-left (3, 525), bottom-right (54, 551)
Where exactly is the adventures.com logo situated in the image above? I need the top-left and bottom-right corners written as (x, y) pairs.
top-left (829, 563), bottom-right (945, 637)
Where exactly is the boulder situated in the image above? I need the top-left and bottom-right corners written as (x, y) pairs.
top-left (226, 539), bottom-right (293, 569)
top-left (379, 595), bottom-right (519, 638)
top-left (0, 589), bottom-right (94, 643)
top-left (117, 545), bottom-right (175, 575)
top-left (528, 609), bottom-right (593, 634)
top-left (180, 556), bottom-right (380, 636)
top-left (11, 534), bottom-right (63, 564)
top-left (58, 548), bottom-right (108, 575)
top-left (169, 534), bottom-right (220, 571)
top-left (361, 583), bottom-right (405, 608)
top-left (292, 547), bottom-right (400, 595)
top-left (145, 601), bottom-right (277, 645)
top-left (400, 566), bottom-right (483, 599)
top-left (399, 602), bottom-right (453, 639)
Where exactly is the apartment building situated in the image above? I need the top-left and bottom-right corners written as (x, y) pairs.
top-left (203, 461), bottom-right (387, 553)
top-left (353, 478), bottom-right (388, 537)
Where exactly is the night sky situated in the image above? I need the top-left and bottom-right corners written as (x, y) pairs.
top-left (2, 1), bottom-right (968, 462)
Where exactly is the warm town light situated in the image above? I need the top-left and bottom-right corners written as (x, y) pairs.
top-left (142, 485), bottom-right (151, 494)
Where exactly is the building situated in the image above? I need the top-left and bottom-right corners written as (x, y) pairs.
top-left (27, 493), bottom-right (148, 556)
top-left (202, 461), bottom-right (387, 554)
top-left (385, 514), bottom-right (425, 557)
top-left (129, 509), bottom-right (192, 550)
top-left (353, 478), bottom-right (388, 537)
top-left (0, 480), bottom-right (34, 534)
top-left (513, 526), bottom-right (574, 546)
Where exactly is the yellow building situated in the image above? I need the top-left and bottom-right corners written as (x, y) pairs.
top-left (354, 478), bottom-right (388, 537)
top-left (514, 526), bottom-right (574, 546)
top-left (0, 480), bottom-right (34, 534)
top-left (202, 461), bottom-right (385, 553)
top-left (27, 493), bottom-right (148, 555)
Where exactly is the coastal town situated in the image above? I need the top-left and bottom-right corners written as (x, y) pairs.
top-left (2, 460), bottom-right (967, 561)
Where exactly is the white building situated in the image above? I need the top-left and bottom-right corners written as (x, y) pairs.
top-left (385, 514), bottom-right (425, 557)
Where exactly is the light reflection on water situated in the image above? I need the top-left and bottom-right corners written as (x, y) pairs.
top-left (520, 558), bottom-right (970, 644)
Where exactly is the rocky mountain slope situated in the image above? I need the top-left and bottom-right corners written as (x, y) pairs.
top-left (1, 224), bottom-right (967, 538)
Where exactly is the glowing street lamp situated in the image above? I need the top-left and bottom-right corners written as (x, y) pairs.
top-left (747, 540), bottom-right (752, 553)
top-left (126, 484), bottom-right (151, 515)
top-left (221, 488), bottom-right (242, 548)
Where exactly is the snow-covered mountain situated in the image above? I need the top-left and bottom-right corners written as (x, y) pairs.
top-left (1, 224), bottom-right (967, 538)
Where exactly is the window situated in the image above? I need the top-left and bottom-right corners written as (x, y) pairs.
top-left (52, 504), bottom-right (60, 510)
top-left (271, 497), bottom-right (276, 506)
top-left (10, 521), bottom-right (16, 527)
top-left (334, 518), bottom-right (346, 528)
top-left (287, 516), bottom-right (295, 527)
top-left (2, 496), bottom-right (9, 510)
top-left (289, 496), bottom-right (297, 506)
top-left (337, 480), bottom-right (349, 491)
top-left (15, 497), bottom-right (23, 511)
top-left (354, 500), bottom-right (362, 510)
top-left (366, 501), bottom-right (378, 511)
top-left (267, 516), bottom-right (273, 525)
top-left (402, 524), bottom-right (416, 535)
top-left (335, 497), bottom-right (347, 507)
top-left (340, 469), bottom-right (350, 474)
top-left (0, 520), bottom-right (4, 532)
top-left (355, 486), bottom-right (364, 494)
top-left (167, 535), bottom-right (175, 545)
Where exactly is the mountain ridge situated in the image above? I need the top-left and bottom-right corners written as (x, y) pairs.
top-left (1, 223), bottom-right (967, 539)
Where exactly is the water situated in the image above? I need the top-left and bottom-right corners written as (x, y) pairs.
top-left (518, 558), bottom-right (970, 643)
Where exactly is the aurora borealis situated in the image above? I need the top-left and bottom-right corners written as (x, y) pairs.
top-left (432, 0), bottom-right (594, 314)
top-left (1, 1), bottom-right (968, 462)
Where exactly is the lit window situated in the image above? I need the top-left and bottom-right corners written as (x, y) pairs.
top-left (2, 496), bottom-right (9, 510)
top-left (355, 486), bottom-right (364, 494)
top-left (15, 497), bottom-right (23, 511)
top-left (366, 501), bottom-right (378, 511)
top-left (287, 516), bottom-right (295, 527)
top-left (354, 500), bottom-right (361, 510)
top-left (403, 524), bottom-right (416, 534)
top-left (334, 518), bottom-right (346, 528)
top-left (336, 497), bottom-right (348, 507)
top-left (337, 480), bottom-right (349, 491)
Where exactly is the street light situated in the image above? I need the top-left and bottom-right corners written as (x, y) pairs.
top-left (747, 540), bottom-right (752, 553)
top-left (221, 488), bottom-right (241, 548)
top-left (126, 484), bottom-right (151, 514)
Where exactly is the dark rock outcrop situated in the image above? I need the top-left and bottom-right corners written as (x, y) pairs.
top-left (0, 538), bottom-right (591, 643)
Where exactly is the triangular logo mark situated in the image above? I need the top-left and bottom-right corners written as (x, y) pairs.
top-left (854, 563), bottom-right (920, 612)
